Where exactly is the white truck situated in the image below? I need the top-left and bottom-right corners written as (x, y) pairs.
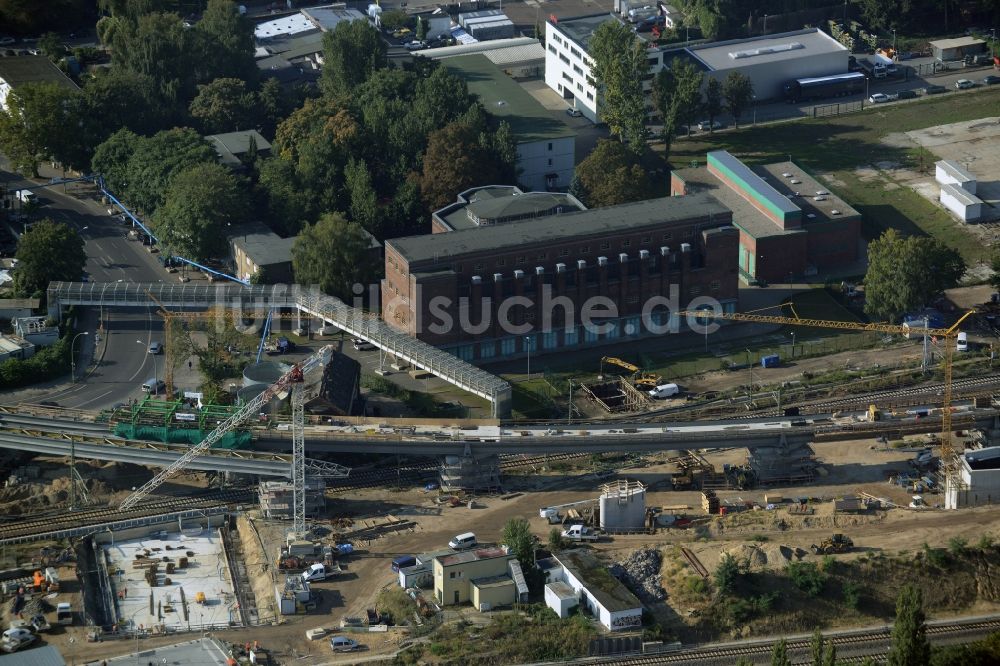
top-left (55, 602), bottom-right (73, 626)
top-left (561, 525), bottom-right (601, 542)
top-left (302, 562), bottom-right (342, 582)
top-left (14, 190), bottom-right (37, 206)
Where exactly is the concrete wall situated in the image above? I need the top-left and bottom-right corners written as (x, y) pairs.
top-left (544, 583), bottom-right (578, 618)
top-left (433, 554), bottom-right (514, 605)
top-left (940, 186), bottom-right (983, 222)
top-left (471, 579), bottom-right (516, 610)
top-left (517, 136), bottom-right (575, 192)
top-left (704, 49), bottom-right (847, 101)
top-left (950, 465), bottom-right (1000, 508)
top-left (936, 163), bottom-right (977, 194)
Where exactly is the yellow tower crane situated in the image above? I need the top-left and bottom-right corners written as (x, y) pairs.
top-left (678, 307), bottom-right (977, 497)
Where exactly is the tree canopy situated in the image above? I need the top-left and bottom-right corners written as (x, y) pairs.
top-left (652, 57), bottom-right (703, 160)
top-left (13, 219), bottom-right (86, 297)
top-left (501, 517), bottom-right (536, 573)
top-left (887, 584), bottom-right (931, 666)
top-left (189, 77), bottom-right (259, 134)
top-left (152, 162), bottom-right (249, 261)
top-left (418, 119), bottom-right (513, 211)
top-left (572, 139), bottom-right (653, 208)
top-left (723, 72), bottom-right (755, 127)
top-left (863, 230), bottom-right (965, 321)
top-left (589, 20), bottom-right (648, 154)
top-left (320, 20), bottom-right (387, 99)
top-left (291, 213), bottom-right (377, 300)
top-left (0, 82), bottom-right (87, 176)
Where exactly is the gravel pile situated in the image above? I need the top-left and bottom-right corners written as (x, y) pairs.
top-left (609, 548), bottom-right (666, 603)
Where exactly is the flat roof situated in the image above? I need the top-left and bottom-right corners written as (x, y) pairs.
top-left (557, 550), bottom-right (641, 613)
top-left (937, 160), bottom-right (976, 183)
top-left (436, 186), bottom-right (585, 231)
top-left (688, 28), bottom-right (846, 72)
top-left (753, 162), bottom-right (859, 222)
top-left (302, 6), bottom-right (367, 31)
top-left (206, 130), bottom-right (272, 167)
top-left (0, 298), bottom-right (39, 309)
top-left (390, 192), bottom-right (731, 265)
top-left (929, 37), bottom-right (986, 49)
top-left (546, 580), bottom-right (576, 600)
top-left (439, 546), bottom-right (510, 566)
top-left (710, 150), bottom-right (799, 216)
top-left (941, 182), bottom-right (983, 207)
top-left (0, 645), bottom-right (66, 666)
top-left (229, 222), bottom-right (296, 265)
top-left (254, 14), bottom-right (316, 40)
top-left (672, 167), bottom-right (801, 240)
top-left (472, 574), bottom-right (515, 589)
top-left (104, 637), bottom-right (232, 665)
top-left (548, 13), bottom-right (618, 53)
top-left (0, 56), bottom-right (79, 92)
top-left (443, 54), bottom-right (575, 144)
top-left (965, 446), bottom-right (1000, 471)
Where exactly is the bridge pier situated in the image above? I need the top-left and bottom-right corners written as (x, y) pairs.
top-left (439, 453), bottom-right (502, 493)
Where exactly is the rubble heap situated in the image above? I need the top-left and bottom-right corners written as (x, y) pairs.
top-left (609, 548), bottom-right (666, 603)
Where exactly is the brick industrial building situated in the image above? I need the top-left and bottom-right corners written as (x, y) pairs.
top-left (382, 193), bottom-right (739, 361)
top-left (671, 151), bottom-right (861, 285)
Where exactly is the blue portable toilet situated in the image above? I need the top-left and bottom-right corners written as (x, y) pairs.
top-left (761, 354), bottom-right (780, 368)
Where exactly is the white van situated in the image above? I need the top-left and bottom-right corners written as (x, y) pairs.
top-left (957, 332), bottom-right (968, 352)
top-left (141, 378), bottom-right (165, 394)
top-left (448, 532), bottom-right (477, 550)
top-left (648, 383), bottom-right (680, 399)
top-left (14, 190), bottom-right (37, 205)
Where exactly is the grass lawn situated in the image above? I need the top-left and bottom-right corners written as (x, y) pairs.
top-left (665, 87), bottom-right (1000, 264)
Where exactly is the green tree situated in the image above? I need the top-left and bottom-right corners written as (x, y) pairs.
top-left (320, 20), bottom-right (387, 99)
top-left (189, 77), bottom-right (258, 133)
top-left (345, 157), bottom-right (381, 237)
top-left (589, 19), bottom-right (648, 153)
top-left (418, 120), bottom-right (508, 211)
top-left (82, 68), bottom-right (171, 141)
top-left (735, 659), bottom-right (754, 666)
top-left (13, 219), bottom-right (85, 297)
top-left (703, 77), bottom-right (723, 131)
top-left (416, 16), bottom-right (428, 41)
top-left (652, 57), bottom-right (703, 160)
top-left (193, 0), bottom-right (257, 84)
top-left (547, 527), bottom-right (566, 553)
top-left (714, 552), bottom-right (739, 596)
top-left (91, 128), bottom-right (141, 195)
top-left (291, 213), bottom-right (377, 299)
top-left (0, 82), bottom-right (86, 175)
top-left (864, 229), bottom-right (966, 321)
top-left (887, 584), bottom-right (931, 666)
top-left (771, 638), bottom-right (791, 666)
top-left (723, 71), bottom-right (754, 128)
top-left (255, 157), bottom-right (315, 236)
top-left (379, 9), bottom-right (410, 30)
top-left (572, 139), bottom-right (653, 208)
top-left (153, 162), bottom-right (249, 261)
top-left (501, 517), bottom-right (536, 572)
top-left (810, 628), bottom-right (836, 666)
top-left (786, 561), bottom-right (825, 597)
top-left (38, 31), bottom-right (66, 61)
top-left (122, 127), bottom-right (216, 214)
top-left (111, 11), bottom-right (194, 105)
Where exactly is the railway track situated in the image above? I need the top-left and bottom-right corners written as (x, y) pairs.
top-left (591, 618), bottom-right (1000, 665)
top-left (0, 490), bottom-right (253, 542)
top-left (679, 547), bottom-right (709, 578)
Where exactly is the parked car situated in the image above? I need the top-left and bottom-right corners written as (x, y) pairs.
top-left (896, 89), bottom-right (917, 99)
top-left (922, 85), bottom-right (947, 95)
top-left (1, 627), bottom-right (35, 653)
top-left (955, 78), bottom-right (974, 89)
top-left (697, 119), bottom-right (724, 131)
top-left (981, 75), bottom-right (1000, 86)
top-left (448, 532), bottom-right (478, 550)
top-left (148, 341), bottom-right (162, 355)
top-left (868, 93), bottom-right (890, 103)
top-left (392, 28), bottom-right (412, 39)
top-left (352, 338), bottom-right (375, 351)
top-left (405, 40), bottom-right (428, 51)
top-left (566, 107), bottom-right (583, 117)
top-left (0, 37), bottom-right (15, 46)
top-left (329, 636), bottom-right (361, 652)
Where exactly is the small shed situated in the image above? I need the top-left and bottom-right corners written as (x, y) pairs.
top-left (929, 37), bottom-right (986, 62)
top-left (544, 581), bottom-right (578, 618)
top-left (0, 298), bottom-right (39, 320)
top-left (935, 160), bottom-right (977, 194)
top-left (940, 183), bottom-right (983, 222)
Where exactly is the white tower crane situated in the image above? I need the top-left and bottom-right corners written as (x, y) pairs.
top-left (120, 345), bottom-right (342, 535)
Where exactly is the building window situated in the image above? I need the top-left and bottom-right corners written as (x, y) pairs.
top-left (710, 280), bottom-right (721, 291)
top-left (517, 255), bottom-right (526, 264)
top-left (560, 54), bottom-right (570, 65)
top-left (627, 294), bottom-right (640, 304)
top-left (576, 83), bottom-right (583, 92)
top-left (581, 245), bottom-right (591, 254)
top-left (662, 232), bottom-right (673, 241)
top-left (570, 47), bottom-right (581, 58)
top-left (449, 572), bottom-right (456, 579)
top-left (690, 286), bottom-right (701, 296)
top-left (622, 240), bottom-right (631, 248)
top-left (564, 327), bottom-right (579, 346)
top-left (456, 345), bottom-right (474, 361)
top-left (552, 34), bottom-right (562, 45)
top-left (683, 229), bottom-right (693, 238)
top-left (547, 158), bottom-right (552, 166)
top-left (641, 236), bottom-right (650, 244)
top-left (479, 341), bottom-right (496, 359)
top-left (537, 252), bottom-right (547, 260)
top-left (547, 142), bottom-right (553, 150)
top-left (497, 258), bottom-right (505, 267)
top-left (526, 312), bottom-right (536, 322)
top-left (474, 263), bottom-right (484, 271)
top-left (559, 248), bottom-right (569, 257)
top-left (600, 241), bottom-right (610, 250)
top-left (573, 64), bottom-right (582, 75)
top-left (501, 337), bottom-right (516, 356)
top-left (548, 44), bottom-right (557, 54)
top-left (586, 91), bottom-right (594, 101)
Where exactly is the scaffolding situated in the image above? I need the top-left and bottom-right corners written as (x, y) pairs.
top-left (111, 396), bottom-right (251, 449)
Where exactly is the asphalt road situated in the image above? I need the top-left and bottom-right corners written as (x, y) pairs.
top-left (1, 167), bottom-right (172, 410)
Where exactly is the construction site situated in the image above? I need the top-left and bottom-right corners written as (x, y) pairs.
top-left (4, 282), bottom-right (1000, 664)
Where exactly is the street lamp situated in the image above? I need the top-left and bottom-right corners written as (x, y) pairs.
top-left (752, 94), bottom-right (757, 126)
top-left (763, 14), bottom-right (768, 34)
top-left (70, 332), bottom-right (89, 382)
top-left (745, 348), bottom-right (753, 406)
top-left (137, 339), bottom-right (159, 394)
top-left (892, 28), bottom-right (897, 54)
top-left (790, 331), bottom-right (796, 358)
top-left (524, 336), bottom-right (531, 379)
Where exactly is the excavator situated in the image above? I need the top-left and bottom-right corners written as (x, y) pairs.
top-left (599, 357), bottom-right (662, 389)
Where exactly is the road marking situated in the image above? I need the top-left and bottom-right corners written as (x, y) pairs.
top-left (71, 389), bottom-right (114, 409)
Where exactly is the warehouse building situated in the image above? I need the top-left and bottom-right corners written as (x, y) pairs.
top-left (929, 37), bottom-right (987, 62)
top-left (545, 18), bottom-right (848, 122)
top-left (444, 55), bottom-right (576, 191)
top-left (433, 546), bottom-right (528, 610)
top-left (947, 446), bottom-right (1000, 509)
top-left (382, 193), bottom-right (739, 360)
top-left (543, 550), bottom-right (643, 631)
top-left (671, 150), bottom-right (861, 284)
